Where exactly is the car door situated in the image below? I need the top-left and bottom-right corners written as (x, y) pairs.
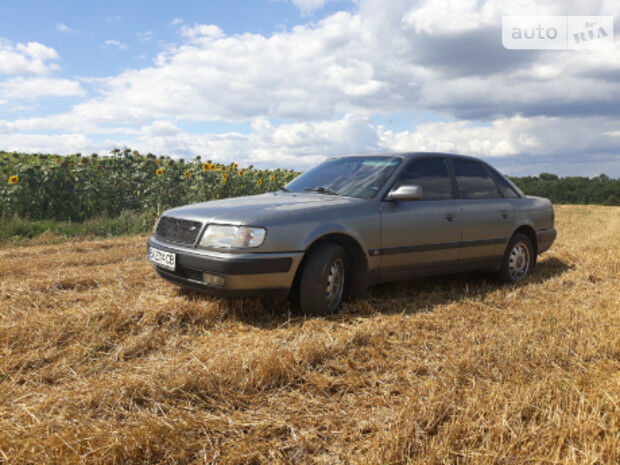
top-left (379, 157), bottom-right (462, 278)
top-left (448, 158), bottom-right (515, 261)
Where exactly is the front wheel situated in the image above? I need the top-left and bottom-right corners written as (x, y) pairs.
top-left (299, 244), bottom-right (347, 315)
top-left (497, 233), bottom-right (535, 283)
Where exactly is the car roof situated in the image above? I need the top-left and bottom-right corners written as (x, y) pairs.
top-left (339, 151), bottom-right (483, 162)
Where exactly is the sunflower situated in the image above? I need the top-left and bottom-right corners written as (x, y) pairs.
top-left (222, 173), bottom-right (229, 183)
top-left (270, 175), bottom-right (276, 182)
top-left (239, 169), bottom-right (245, 177)
top-left (232, 163), bottom-right (238, 171)
top-left (202, 162), bottom-right (210, 171)
top-left (184, 171), bottom-right (191, 179)
top-left (156, 168), bottom-right (164, 176)
top-left (257, 178), bottom-right (263, 186)
top-left (8, 175), bottom-right (19, 185)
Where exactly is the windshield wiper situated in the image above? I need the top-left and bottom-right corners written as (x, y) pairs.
top-left (279, 186), bottom-right (290, 192)
top-left (304, 186), bottom-right (339, 195)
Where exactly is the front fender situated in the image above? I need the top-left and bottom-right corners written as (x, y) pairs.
top-left (300, 222), bottom-right (370, 254)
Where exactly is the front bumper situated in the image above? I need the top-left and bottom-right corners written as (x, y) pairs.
top-left (147, 236), bottom-right (304, 298)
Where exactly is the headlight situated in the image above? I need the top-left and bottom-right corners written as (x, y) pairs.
top-left (199, 224), bottom-right (266, 249)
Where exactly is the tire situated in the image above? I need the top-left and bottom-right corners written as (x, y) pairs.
top-left (299, 244), bottom-right (347, 315)
top-left (497, 233), bottom-right (535, 283)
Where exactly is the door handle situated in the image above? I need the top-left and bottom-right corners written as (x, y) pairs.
top-left (501, 210), bottom-right (510, 219)
top-left (445, 213), bottom-right (455, 222)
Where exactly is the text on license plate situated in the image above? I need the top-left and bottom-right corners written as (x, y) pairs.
top-left (149, 247), bottom-right (176, 270)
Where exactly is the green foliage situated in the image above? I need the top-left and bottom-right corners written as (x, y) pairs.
top-left (538, 172), bottom-right (559, 181)
top-left (0, 149), bottom-right (299, 221)
top-left (509, 173), bottom-right (620, 206)
top-left (1, 150), bottom-right (618, 235)
top-left (0, 211), bottom-right (156, 244)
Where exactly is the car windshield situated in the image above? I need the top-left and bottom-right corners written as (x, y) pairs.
top-left (285, 156), bottom-right (402, 199)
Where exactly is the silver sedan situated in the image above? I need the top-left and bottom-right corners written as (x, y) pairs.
top-left (147, 152), bottom-right (556, 314)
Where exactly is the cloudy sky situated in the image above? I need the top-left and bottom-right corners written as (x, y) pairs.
top-left (1, 0), bottom-right (619, 175)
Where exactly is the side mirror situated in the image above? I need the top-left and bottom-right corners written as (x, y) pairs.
top-left (386, 184), bottom-right (423, 201)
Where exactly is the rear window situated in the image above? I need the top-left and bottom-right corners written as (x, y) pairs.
top-left (486, 166), bottom-right (520, 198)
top-left (451, 159), bottom-right (501, 199)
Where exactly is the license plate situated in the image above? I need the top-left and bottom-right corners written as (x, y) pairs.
top-left (149, 247), bottom-right (176, 271)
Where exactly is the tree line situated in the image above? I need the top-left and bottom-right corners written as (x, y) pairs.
top-left (509, 173), bottom-right (619, 206)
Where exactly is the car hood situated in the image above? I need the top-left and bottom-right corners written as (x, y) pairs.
top-left (163, 192), bottom-right (366, 225)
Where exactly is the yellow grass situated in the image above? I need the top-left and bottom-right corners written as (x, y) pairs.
top-left (0, 205), bottom-right (618, 464)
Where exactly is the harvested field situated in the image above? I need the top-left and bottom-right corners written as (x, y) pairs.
top-left (0, 205), bottom-right (618, 464)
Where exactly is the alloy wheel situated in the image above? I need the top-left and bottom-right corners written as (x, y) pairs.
top-left (508, 242), bottom-right (530, 281)
top-left (326, 258), bottom-right (345, 311)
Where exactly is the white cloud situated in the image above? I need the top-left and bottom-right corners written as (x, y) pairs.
top-left (127, 114), bottom-right (378, 167)
top-left (0, 114), bottom-right (375, 166)
top-left (170, 18), bottom-right (183, 26)
top-left (137, 31), bottom-right (153, 42)
top-left (0, 77), bottom-right (85, 100)
top-left (0, 39), bottom-right (59, 75)
top-left (56, 23), bottom-right (76, 33)
top-left (401, 0), bottom-right (620, 35)
top-left (380, 115), bottom-right (620, 159)
top-left (31, 3), bottom-right (615, 129)
top-left (0, 133), bottom-right (93, 154)
top-left (103, 39), bottom-right (128, 50)
top-left (290, 0), bottom-right (335, 16)
top-left (403, 0), bottom-right (516, 35)
top-left (44, 11), bottom-right (385, 126)
top-left (141, 120), bottom-right (182, 137)
top-left (105, 16), bottom-right (122, 23)
top-left (178, 24), bottom-right (225, 40)
top-left (3, 113), bottom-right (617, 175)
top-left (133, 114), bottom-right (617, 170)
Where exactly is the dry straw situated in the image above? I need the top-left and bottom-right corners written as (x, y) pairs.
top-left (0, 205), bottom-right (618, 464)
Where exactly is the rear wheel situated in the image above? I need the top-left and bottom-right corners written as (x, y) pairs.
top-left (299, 244), bottom-right (347, 315)
top-left (497, 233), bottom-right (534, 283)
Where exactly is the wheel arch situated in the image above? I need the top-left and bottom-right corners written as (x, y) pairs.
top-left (292, 232), bottom-right (369, 300)
top-left (511, 224), bottom-right (538, 256)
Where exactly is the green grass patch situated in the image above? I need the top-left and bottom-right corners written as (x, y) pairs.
top-left (0, 210), bottom-right (156, 246)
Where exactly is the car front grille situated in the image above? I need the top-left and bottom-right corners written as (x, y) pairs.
top-left (155, 216), bottom-right (203, 246)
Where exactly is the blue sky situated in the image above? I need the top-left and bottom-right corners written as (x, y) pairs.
top-left (0, 0), bottom-right (350, 127)
top-left (1, 1), bottom-right (352, 77)
top-left (0, 0), bottom-right (619, 175)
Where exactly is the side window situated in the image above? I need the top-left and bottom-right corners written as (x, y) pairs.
top-left (393, 158), bottom-right (453, 200)
top-left (486, 166), bottom-right (520, 198)
top-left (451, 159), bottom-right (501, 199)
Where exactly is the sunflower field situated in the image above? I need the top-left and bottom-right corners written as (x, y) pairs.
top-left (0, 149), bottom-right (299, 221)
